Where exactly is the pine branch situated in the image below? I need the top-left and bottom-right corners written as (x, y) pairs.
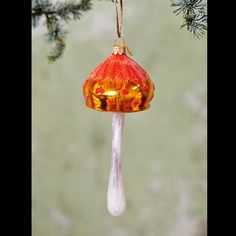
top-left (171, 0), bottom-right (207, 38)
top-left (32, 0), bottom-right (207, 63)
top-left (32, 0), bottom-right (92, 62)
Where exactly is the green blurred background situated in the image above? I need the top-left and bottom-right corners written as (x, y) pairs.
top-left (32, 0), bottom-right (207, 235)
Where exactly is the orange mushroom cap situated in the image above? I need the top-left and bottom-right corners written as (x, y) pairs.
top-left (83, 44), bottom-right (155, 112)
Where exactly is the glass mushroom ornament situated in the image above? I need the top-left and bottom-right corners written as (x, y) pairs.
top-left (83, 42), bottom-right (155, 216)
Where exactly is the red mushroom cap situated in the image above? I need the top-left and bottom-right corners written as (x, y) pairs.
top-left (83, 44), bottom-right (155, 112)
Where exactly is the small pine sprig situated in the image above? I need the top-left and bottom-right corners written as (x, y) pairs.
top-left (32, 0), bottom-right (92, 62)
top-left (171, 0), bottom-right (207, 38)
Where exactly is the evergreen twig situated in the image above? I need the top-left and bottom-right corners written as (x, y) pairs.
top-left (32, 0), bottom-right (207, 63)
top-left (32, 0), bottom-right (92, 62)
top-left (171, 0), bottom-right (207, 38)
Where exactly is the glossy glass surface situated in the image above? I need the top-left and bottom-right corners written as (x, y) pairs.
top-left (83, 53), bottom-right (155, 112)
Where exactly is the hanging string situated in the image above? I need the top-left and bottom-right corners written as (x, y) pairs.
top-left (113, 0), bottom-right (132, 56)
top-left (114, 0), bottom-right (123, 38)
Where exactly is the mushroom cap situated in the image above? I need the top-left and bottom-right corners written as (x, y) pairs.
top-left (83, 46), bottom-right (155, 112)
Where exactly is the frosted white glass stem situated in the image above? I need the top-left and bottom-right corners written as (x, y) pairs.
top-left (107, 112), bottom-right (126, 216)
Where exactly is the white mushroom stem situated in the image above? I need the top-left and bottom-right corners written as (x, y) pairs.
top-left (107, 112), bottom-right (126, 216)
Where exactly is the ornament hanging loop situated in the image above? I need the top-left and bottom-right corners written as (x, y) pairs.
top-left (113, 37), bottom-right (133, 56)
top-left (113, 1), bottom-right (132, 56)
top-left (114, 0), bottom-right (123, 38)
